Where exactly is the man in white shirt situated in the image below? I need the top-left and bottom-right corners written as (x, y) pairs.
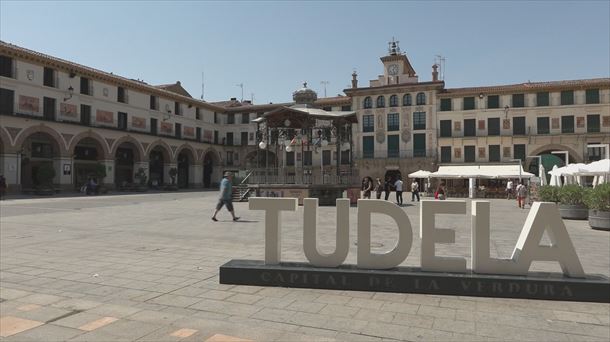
top-left (506, 180), bottom-right (514, 200)
top-left (411, 180), bottom-right (420, 202)
top-left (394, 177), bottom-right (404, 205)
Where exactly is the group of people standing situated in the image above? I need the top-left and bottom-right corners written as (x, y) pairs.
top-left (361, 176), bottom-right (422, 205)
top-left (505, 179), bottom-right (528, 209)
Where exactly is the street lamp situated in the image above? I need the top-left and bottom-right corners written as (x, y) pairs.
top-left (510, 158), bottom-right (522, 182)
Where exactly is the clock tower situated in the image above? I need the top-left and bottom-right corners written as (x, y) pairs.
top-left (371, 38), bottom-right (418, 87)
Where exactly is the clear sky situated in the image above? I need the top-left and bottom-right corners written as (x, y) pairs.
top-left (1, 1), bottom-right (609, 104)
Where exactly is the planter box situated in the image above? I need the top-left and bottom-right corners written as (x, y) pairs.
top-left (589, 209), bottom-right (610, 230)
top-left (559, 204), bottom-right (588, 220)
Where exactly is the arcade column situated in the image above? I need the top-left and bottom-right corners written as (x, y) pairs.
top-left (191, 164), bottom-right (203, 188)
top-left (0, 153), bottom-right (20, 193)
top-left (101, 159), bottom-right (115, 187)
top-left (134, 161), bottom-right (149, 183)
top-left (54, 157), bottom-right (73, 191)
top-left (164, 163), bottom-right (176, 186)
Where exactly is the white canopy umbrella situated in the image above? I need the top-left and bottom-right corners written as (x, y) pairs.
top-left (548, 165), bottom-right (562, 187)
top-left (576, 159), bottom-right (610, 176)
top-left (408, 170), bottom-right (432, 178)
top-left (538, 164), bottom-right (547, 186)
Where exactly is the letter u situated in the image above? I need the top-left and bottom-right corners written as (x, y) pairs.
top-left (303, 198), bottom-right (350, 267)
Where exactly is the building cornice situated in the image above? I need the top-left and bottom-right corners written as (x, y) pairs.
top-left (438, 78), bottom-right (610, 97)
top-left (344, 81), bottom-right (445, 96)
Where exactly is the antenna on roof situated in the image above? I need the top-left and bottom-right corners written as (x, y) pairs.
top-left (250, 93), bottom-right (255, 103)
top-left (320, 81), bottom-right (329, 97)
top-left (236, 83), bottom-right (244, 102)
top-left (435, 55), bottom-right (446, 81)
top-left (201, 71), bottom-right (205, 100)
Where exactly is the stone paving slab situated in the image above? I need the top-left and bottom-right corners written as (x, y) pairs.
top-left (1, 192), bottom-right (609, 341)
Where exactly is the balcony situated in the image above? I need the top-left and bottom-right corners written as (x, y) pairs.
top-left (354, 149), bottom-right (437, 159)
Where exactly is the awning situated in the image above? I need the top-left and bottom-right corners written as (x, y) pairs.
top-left (408, 170), bottom-right (432, 178)
top-left (430, 164), bottom-right (534, 179)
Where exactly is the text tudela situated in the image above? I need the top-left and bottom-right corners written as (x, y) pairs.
top-left (248, 199), bottom-right (585, 278)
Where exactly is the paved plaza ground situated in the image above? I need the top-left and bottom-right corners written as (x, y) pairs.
top-left (0, 192), bottom-right (609, 341)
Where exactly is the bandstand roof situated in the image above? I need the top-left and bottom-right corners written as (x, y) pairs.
top-left (251, 105), bottom-right (357, 127)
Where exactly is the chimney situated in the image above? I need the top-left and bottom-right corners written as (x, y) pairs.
top-left (351, 71), bottom-right (358, 88)
top-left (432, 64), bottom-right (439, 82)
top-left (230, 97), bottom-right (237, 101)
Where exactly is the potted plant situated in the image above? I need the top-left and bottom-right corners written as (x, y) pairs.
top-left (538, 185), bottom-right (561, 203)
top-left (584, 183), bottom-right (610, 230)
top-left (134, 168), bottom-right (148, 192)
top-left (558, 185), bottom-right (589, 220)
top-left (165, 167), bottom-right (178, 191)
top-left (94, 163), bottom-right (108, 194)
top-left (35, 163), bottom-right (55, 195)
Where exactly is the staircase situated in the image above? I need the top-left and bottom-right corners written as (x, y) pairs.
top-left (232, 184), bottom-right (253, 202)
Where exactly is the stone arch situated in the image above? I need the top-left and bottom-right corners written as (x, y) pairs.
top-left (146, 139), bottom-right (173, 162)
top-left (202, 147), bottom-right (222, 188)
top-left (68, 131), bottom-right (111, 160)
top-left (13, 124), bottom-right (68, 157)
top-left (174, 143), bottom-right (198, 163)
top-left (110, 136), bottom-right (145, 162)
top-left (0, 126), bottom-right (11, 154)
top-left (201, 147), bottom-right (222, 164)
top-left (526, 144), bottom-right (583, 170)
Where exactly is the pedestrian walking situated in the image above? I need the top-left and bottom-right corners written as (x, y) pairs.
top-left (411, 179), bottom-right (420, 202)
top-left (394, 177), bottom-right (404, 205)
top-left (212, 171), bottom-right (240, 221)
top-left (384, 177), bottom-right (391, 201)
top-left (375, 178), bottom-right (383, 199)
top-left (0, 175), bottom-right (6, 199)
top-left (362, 176), bottom-right (373, 199)
top-left (506, 179), bottom-right (514, 200)
top-left (516, 181), bottom-right (527, 209)
top-left (435, 182), bottom-right (446, 200)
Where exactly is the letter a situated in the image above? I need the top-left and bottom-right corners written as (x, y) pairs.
top-left (303, 198), bottom-right (349, 267)
top-left (511, 202), bottom-right (585, 278)
top-left (249, 198), bottom-right (298, 265)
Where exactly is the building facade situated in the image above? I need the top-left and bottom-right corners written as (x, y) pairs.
top-left (1, 40), bottom-right (609, 193)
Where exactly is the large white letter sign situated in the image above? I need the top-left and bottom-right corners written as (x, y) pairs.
top-left (420, 200), bottom-right (468, 273)
top-left (357, 200), bottom-right (412, 269)
top-left (511, 202), bottom-right (585, 278)
top-left (471, 201), bottom-right (518, 274)
top-left (249, 198), bottom-right (298, 265)
top-left (303, 198), bottom-right (350, 267)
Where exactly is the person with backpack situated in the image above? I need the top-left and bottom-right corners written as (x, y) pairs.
top-left (516, 181), bottom-right (528, 209)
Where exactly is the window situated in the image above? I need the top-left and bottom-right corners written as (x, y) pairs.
top-left (586, 89), bottom-right (600, 104)
top-left (174, 102), bottom-right (182, 115)
top-left (513, 116), bottom-right (526, 135)
top-left (587, 144), bottom-right (603, 162)
top-left (341, 105), bottom-right (351, 111)
top-left (150, 95), bottom-right (159, 110)
top-left (488, 118), bottom-right (500, 136)
top-left (489, 145), bottom-right (500, 162)
top-left (195, 107), bottom-right (201, 120)
top-left (464, 146), bottom-right (476, 162)
top-left (80, 77), bottom-right (91, 95)
top-left (512, 94), bottom-right (524, 108)
top-left (303, 151), bottom-right (312, 166)
top-left (241, 113), bottom-right (249, 124)
top-left (440, 98), bottom-right (452, 111)
top-left (363, 136), bottom-right (374, 159)
top-left (43, 97), bottom-right (56, 121)
top-left (0, 88), bottom-right (14, 114)
top-left (413, 112), bottom-right (426, 130)
top-left (389, 95), bottom-right (398, 107)
top-left (440, 120), bottom-right (452, 137)
top-left (196, 127), bottom-right (202, 141)
top-left (175, 123), bottom-right (182, 139)
top-left (227, 113), bottom-right (235, 124)
top-left (43, 67), bottom-right (56, 88)
top-left (118, 112), bottom-right (128, 130)
top-left (587, 114), bottom-right (600, 133)
top-left (241, 132), bottom-right (248, 146)
top-left (464, 119), bottom-right (476, 137)
top-left (514, 144), bottom-right (526, 162)
top-left (362, 115), bottom-right (374, 132)
top-left (537, 117), bottom-right (549, 134)
top-left (440, 146), bottom-right (451, 163)
top-left (387, 113), bottom-right (399, 131)
top-left (413, 133), bottom-right (426, 157)
top-left (0, 56), bottom-right (13, 78)
top-left (403, 94), bottom-right (412, 106)
top-left (536, 92), bottom-right (549, 106)
top-left (341, 150), bottom-right (350, 165)
top-left (416, 92), bottom-right (426, 105)
top-left (118, 86), bottom-right (127, 103)
top-left (387, 135), bottom-right (399, 158)
top-left (81, 104), bottom-right (91, 126)
top-left (363, 97), bottom-right (372, 109)
top-left (376, 96), bottom-right (385, 108)
top-left (323, 150), bottom-right (331, 165)
top-left (487, 95), bottom-right (499, 109)
top-left (214, 112), bottom-right (219, 124)
top-left (227, 152), bottom-right (234, 166)
top-left (463, 97), bottom-right (475, 110)
top-left (226, 132), bottom-right (234, 146)
top-left (561, 90), bottom-right (574, 105)
top-left (286, 152), bottom-right (295, 166)
top-left (561, 115), bottom-right (574, 133)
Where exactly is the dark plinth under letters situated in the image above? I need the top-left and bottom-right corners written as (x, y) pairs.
top-left (220, 260), bottom-right (610, 303)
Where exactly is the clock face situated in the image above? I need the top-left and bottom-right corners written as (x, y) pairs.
top-left (388, 64), bottom-right (399, 76)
